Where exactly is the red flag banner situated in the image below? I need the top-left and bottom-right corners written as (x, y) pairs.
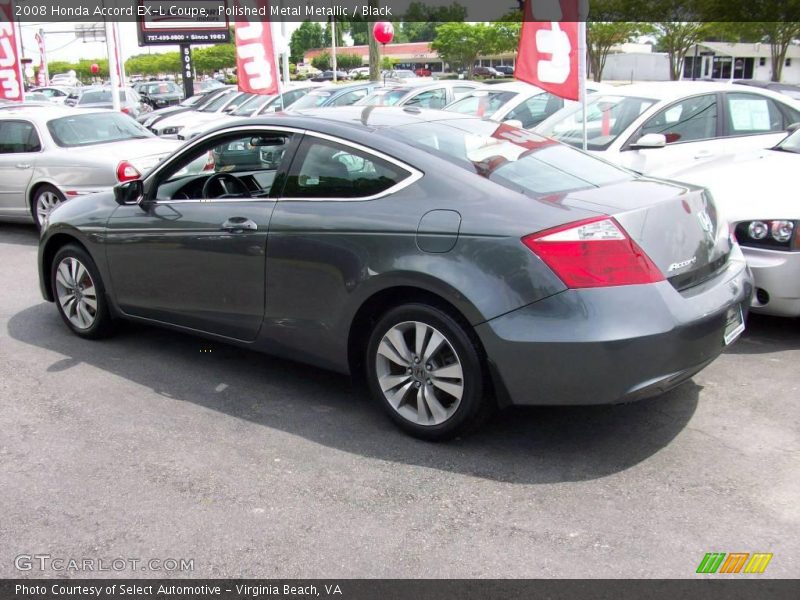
top-left (0, 0), bottom-right (24, 102)
top-left (515, 0), bottom-right (581, 101)
top-left (35, 32), bottom-right (48, 87)
top-left (235, 0), bottom-right (279, 96)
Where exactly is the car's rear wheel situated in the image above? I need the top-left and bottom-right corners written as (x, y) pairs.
top-left (51, 244), bottom-right (115, 339)
top-left (33, 184), bottom-right (65, 229)
top-left (365, 303), bottom-right (492, 441)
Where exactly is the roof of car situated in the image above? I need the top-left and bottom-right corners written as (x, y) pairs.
top-left (593, 80), bottom-right (799, 102)
top-left (0, 105), bottom-right (114, 121)
top-left (238, 105), bottom-right (480, 135)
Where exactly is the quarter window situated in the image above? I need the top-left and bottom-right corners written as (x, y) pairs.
top-left (639, 94), bottom-right (717, 143)
top-left (284, 138), bottom-right (411, 199)
top-left (724, 93), bottom-right (789, 134)
top-left (0, 121), bottom-right (41, 153)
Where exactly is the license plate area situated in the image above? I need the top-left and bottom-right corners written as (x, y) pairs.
top-left (724, 305), bottom-right (745, 345)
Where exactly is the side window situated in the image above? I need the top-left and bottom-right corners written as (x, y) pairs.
top-left (639, 94), bottom-right (717, 143)
top-left (154, 132), bottom-right (294, 201)
top-left (505, 93), bottom-right (563, 128)
top-left (330, 89), bottom-right (369, 107)
top-left (284, 138), bottom-right (412, 199)
top-left (0, 121), bottom-right (41, 153)
top-left (725, 93), bottom-right (788, 135)
top-left (405, 88), bottom-right (447, 109)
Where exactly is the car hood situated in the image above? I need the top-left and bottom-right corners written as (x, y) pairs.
top-left (666, 149), bottom-right (799, 222)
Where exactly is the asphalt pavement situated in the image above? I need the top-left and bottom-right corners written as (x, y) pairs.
top-left (1, 223), bottom-right (798, 578)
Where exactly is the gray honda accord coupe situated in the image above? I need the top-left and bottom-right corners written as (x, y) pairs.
top-left (37, 107), bottom-right (752, 440)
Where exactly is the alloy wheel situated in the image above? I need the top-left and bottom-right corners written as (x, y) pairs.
top-left (374, 320), bottom-right (464, 426)
top-left (36, 191), bottom-right (62, 224)
top-left (54, 257), bottom-right (98, 330)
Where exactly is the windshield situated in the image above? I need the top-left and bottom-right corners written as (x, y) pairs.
top-left (358, 89), bottom-right (409, 106)
top-left (181, 94), bottom-right (205, 107)
top-left (48, 113), bottom-right (153, 147)
top-left (536, 95), bottom-right (657, 150)
top-left (776, 128), bottom-right (800, 153)
top-left (386, 119), bottom-right (631, 197)
top-left (231, 93), bottom-right (275, 116)
top-left (445, 90), bottom-right (518, 117)
top-left (77, 90), bottom-right (126, 104)
top-left (141, 82), bottom-right (176, 95)
top-left (199, 91), bottom-right (234, 112)
top-left (289, 91), bottom-right (333, 110)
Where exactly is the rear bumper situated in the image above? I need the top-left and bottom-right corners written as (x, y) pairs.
top-left (742, 246), bottom-right (800, 317)
top-left (476, 252), bottom-right (752, 407)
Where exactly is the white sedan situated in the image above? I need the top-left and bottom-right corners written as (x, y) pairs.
top-left (444, 80), bottom-right (609, 129)
top-left (672, 126), bottom-right (800, 317)
top-left (535, 81), bottom-right (800, 176)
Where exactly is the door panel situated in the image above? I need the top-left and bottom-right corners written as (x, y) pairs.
top-left (104, 130), bottom-right (298, 341)
top-left (0, 120), bottom-right (40, 217)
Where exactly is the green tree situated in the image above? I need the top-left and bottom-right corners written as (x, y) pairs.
top-left (336, 53), bottom-right (364, 71)
top-left (322, 22), bottom-right (345, 48)
top-left (653, 22), bottom-right (718, 81)
top-left (289, 20), bottom-right (324, 63)
top-left (311, 52), bottom-right (331, 72)
top-left (402, 2), bottom-right (467, 42)
top-left (194, 44), bottom-right (235, 74)
top-left (754, 22), bottom-right (800, 82)
top-left (431, 22), bottom-right (519, 78)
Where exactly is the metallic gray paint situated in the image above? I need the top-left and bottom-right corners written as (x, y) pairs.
top-left (38, 108), bottom-right (752, 407)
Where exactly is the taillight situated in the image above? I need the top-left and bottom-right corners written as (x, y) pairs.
top-left (522, 217), bottom-right (664, 288)
top-left (116, 161), bottom-right (141, 182)
top-left (202, 151), bottom-right (216, 171)
top-left (121, 106), bottom-right (131, 115)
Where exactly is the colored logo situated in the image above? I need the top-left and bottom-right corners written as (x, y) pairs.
top-left (696, 552), bottom-right (773, 574)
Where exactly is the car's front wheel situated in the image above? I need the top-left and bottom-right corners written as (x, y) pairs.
top-left (51, 244), bottom-right (115, 339)
top-left (33, 184), bottom-right (65, 229)
top-left (365, 303), bottom-right (492, 441)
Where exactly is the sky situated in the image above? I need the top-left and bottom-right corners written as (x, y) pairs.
top-left (17, 21), bottom-right (301, 65)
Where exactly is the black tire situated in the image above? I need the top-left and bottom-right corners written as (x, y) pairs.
top-left (51, 244), bottom-right (115, 339)
top-left (365, 303), bottom-right (493, 441)
top-left (32, 184), bottom-right (66, 230)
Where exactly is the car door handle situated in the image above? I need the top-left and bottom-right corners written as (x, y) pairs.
top-left (16, 163), bottom-right (31, 169)
top-left (221, 217), bottom-right (258, 232)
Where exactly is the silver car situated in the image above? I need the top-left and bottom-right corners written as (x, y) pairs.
top-left (0, 106), bottom-right (180, 227)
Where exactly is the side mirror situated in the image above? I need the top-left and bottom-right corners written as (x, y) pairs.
top-left (630, 133), bottom-right (666, 149)
top-left (113, 179), bottom-right (144, 206)
top-left (786, 122), bottom-right (800, 134)
top-left (223, 105), bottom-right (237, 113)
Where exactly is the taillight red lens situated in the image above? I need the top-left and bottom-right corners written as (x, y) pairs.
top-left (121, 107), bottom-right (131, 115)
top-left (116, 161), bottom-right (141, 183)
top-left (202, 151), bottom-right (216, 172)
top-left (522, 217), bottom-right (664, 288)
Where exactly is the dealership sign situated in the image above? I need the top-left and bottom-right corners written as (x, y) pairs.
top-left (136, 0), bottom-right (230, 45)
top-left (0, 0), bottom-right (23, 102)
top-left (234, 0), bottom-right (279, 96)
top-left (515, 0), bottom-right (583, 101)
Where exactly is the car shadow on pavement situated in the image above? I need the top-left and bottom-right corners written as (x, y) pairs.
top-left (726, 313), bottom-right (800, 355)
top-left (0, 224), bottom-right (38, 247)
top-left (8, 303), bottom-right (700, 485)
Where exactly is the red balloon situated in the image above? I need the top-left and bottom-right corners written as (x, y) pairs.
top-left (372, 22), bottom-right (394, 45)
top-left (90, 63), bottom-right (100, 74)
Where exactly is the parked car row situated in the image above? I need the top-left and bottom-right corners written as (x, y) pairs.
top-left (2, 78), bottom-right (799, 440)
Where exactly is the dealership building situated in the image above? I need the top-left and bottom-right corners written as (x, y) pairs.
top-left (303, 42), bottom-right (516, 72)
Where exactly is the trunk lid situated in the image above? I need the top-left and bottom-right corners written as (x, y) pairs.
top-left (561, 178), bottom-right (733, 290)
top-left (71, 138), bottom-right (181, 176)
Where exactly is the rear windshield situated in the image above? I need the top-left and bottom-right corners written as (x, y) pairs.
top-left (445, 90), bottom-right (518, 117)
top-left (536, 94), bottom-right (657, 150)
top-left (48, 113), bottom-right (152, 147)
top-left (141, 82), bottom-right (177, 95)
top-left (77, 90), bottom-right (126, 104)
top-left (385, 119), bottom-right (632, 196)
top-left (358, 89), bottom-right (409, 106)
